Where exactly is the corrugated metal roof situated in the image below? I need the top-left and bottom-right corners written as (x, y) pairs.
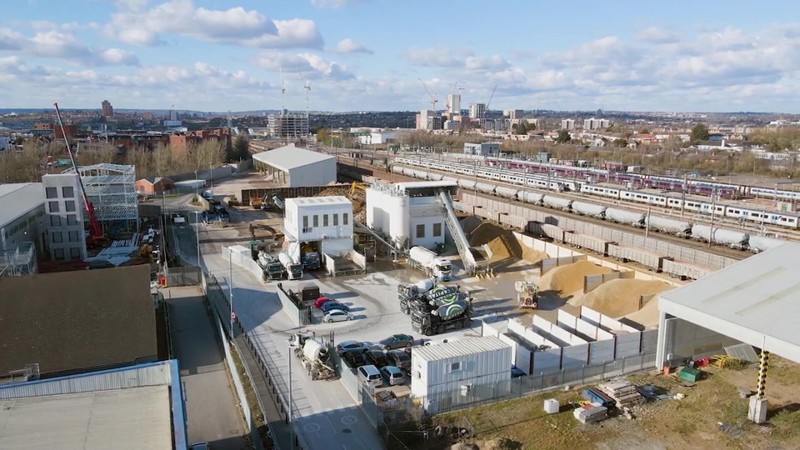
top-left (413, 336), bottom-right (510, 362)
top-left (659, 243), bottom-right (800, 363)
top-left (252, 144), bottom-right (335, 172)
top-left (0, 183), bottom-right (43, 228)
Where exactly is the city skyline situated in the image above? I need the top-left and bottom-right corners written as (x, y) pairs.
top-left (0, 1), bottom-right (798, 113)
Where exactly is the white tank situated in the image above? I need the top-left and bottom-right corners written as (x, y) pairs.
top-left (279, 252), bottom-right (296, 268)
top-left (414, 278), bottom-right (435, 293)
top-left (517, 191), bottom-right (544, 204)
top-left (302, 339), bottom-right (329, 363)
top-left (391, 165), bottom-right (404, 174)
top-left (389, 194), bottom-right (410, 248)
top-left (495, 186), bottom-right (519, 199)
top-left (409, 246), bottom-right (437, 267)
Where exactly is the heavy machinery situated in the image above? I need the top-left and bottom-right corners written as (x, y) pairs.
top-left (249, 223), bottom-right (282, 259)
top-left (408, 246), bottom-right (452, 281)
top-left (257, 251), bottom-right (284, 281)
top-left (249, 195), bottom-right (263, 209)
top-left (400, 283), bottom-right (472, 336)
top-left (300, 242), bottom-right (321, 271)
top-left (515, 281), bottom-right (539, 309)
top-left (279, 252), bottom-right (303, 280)
top-left (54, 103), bottom-right (105, 247)
top-left (398, 278), bottom-right (436, 315)
top-left (290, 333), bottom-right (336, 381)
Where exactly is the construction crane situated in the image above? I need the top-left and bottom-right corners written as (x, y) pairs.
top-left (485, 84), bottom-right (498, 111)
top-left (418, 78), bottom-right (438, 113)
top-left (53, 102), bottom-right (105, 247)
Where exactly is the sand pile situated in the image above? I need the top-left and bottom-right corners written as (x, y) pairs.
top-left (467, 221), bottom-right (547, 263)
top-left (538, 260), bottom-right (612, 294)
top-left (625, 296), bottom-right (661, 327)
top-left (316, 187), bottom-right (365, 221)
top-left (569, 279), bottom-right (673, 318)
top-left (460, 215), bottom-right (483, 235)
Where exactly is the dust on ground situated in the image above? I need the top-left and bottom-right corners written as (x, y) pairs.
top-left (537, 260), bottom-right (612, 295)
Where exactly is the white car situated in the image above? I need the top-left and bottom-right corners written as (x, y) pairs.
top-left (323, 309), bottom-right (353, 323)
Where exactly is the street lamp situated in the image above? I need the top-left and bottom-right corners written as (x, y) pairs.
top-left (287, 339), bottom-right (295, 450)
top-left (228, 254), bottom-right (234, 336)
top-left (194, 211), bottom-right (201, 266)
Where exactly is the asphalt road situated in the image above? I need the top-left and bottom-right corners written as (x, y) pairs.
top-left (168, 286), bottom-right (247, 450)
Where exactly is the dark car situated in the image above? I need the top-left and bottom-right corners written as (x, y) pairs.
top-left (321, 302), bottom-right (350, 313)
top-left (341, 350), bottom-right (367, 369)
top-left (379, 334), bottom-right (414, 350)
top-left (386, 350), bottom-right (411, 371)
top-left (364, 350), bottom-right (389, 368)
top-left (336, 340), bottom-right (368, 355)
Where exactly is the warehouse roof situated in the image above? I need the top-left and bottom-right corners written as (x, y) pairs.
top-left (0, 264), bottom-right (158, 376)
top-left (413, 336), bottom-right (510, 361)
top-left (252, 144), bottom-right (335, 172)
top-left (288, 196), bottom-right (351, 206)
top-left (0, 183), bottom-right (43, 228)
top-left (658, 242), bottom-right (800, 363)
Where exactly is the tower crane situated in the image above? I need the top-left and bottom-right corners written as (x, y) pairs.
top-left (53, 103), bottom-right (105, 247)
top-left (485, 84), bottom-right (498, 111)
top-left (418, 78), bottom-right (438, 113)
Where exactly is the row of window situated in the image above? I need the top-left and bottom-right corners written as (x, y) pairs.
top-left (50, 230), bottom-right (82, 243)
top-left (48, 200), bottom-right (77, 214)
top-left (53, 247), bottom-right (82, 260)
top-left (416, 223), bottom-right (443, 239)
top-left (301, 212), bottom-right (350, 229)
top-left (49, 214), bottom-right (79, 227)
top-left (45, 186), bottom-right (75, 199)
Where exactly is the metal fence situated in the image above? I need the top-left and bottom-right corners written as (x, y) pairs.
top-left (165, 265), bottom-right (202, 286)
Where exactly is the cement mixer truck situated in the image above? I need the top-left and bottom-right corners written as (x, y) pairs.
top-left (290, 333), bottom-right (336, 381)
top-left (398, 278), bottom-right (436, 315)
top-left (408, 285), bottom-right (472, 336)
top-left (279, 252), bottom-right (303, 280)
top-left (408, 246), bottom-right (452, 281)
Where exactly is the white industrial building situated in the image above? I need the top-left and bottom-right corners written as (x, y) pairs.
top-left (411, 337), bottom-right (512, 413)
top-left (284, 196), bottom-right (354, 262)
top-left (42, 174), bottom-right (88, 261)
top-left (463, 142), bottom-right (500, 156)
top-left (656, 243), bottom-right (800, 422)
top-left (253, 144), bottom-right (336, 187)
top-left (0, 183), bottom-right (45, 276)
top-left (366, 181), bottom-right (458, 250)
top-left (357, 131), bottom-right (397, 145)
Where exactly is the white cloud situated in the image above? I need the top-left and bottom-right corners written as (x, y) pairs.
top-left (334, 38), bottom-right (372, 54)
top-left (464, 55), bottom-right (509, 71)
top-left (105, 0), bottom-right (323, 49)
top-left (310, 0), bottom-right (363, 8)
top-left (405, 47), bottom-right (474, 68)
top-left (3, 30), bottom-right (141, 66)
top-left (100, 48), bottom-right (141, 66)
top-left (254, 52), bottom-right (354, 80)
top-left (637, 27), bottom-right (680, 44)
top-left (0, 30), bottom-right (24, 50)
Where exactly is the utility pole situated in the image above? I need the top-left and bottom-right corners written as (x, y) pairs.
top-left (708, 187), bottom-right (717, 247)
top-left (229, 255), bottom-right (234, 336)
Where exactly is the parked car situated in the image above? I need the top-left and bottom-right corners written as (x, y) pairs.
top-left (341, 350), bottom-right (368, 369)
top-left (358, 365), bottom-right (383, 387)
top-left (314, 296), bottom-right (334, 309)
top-left (321, 302), bottom-right (350, 313)
top-left (386, 350), bottom-right (411, 371)
top-left (364, 350), bottom-right (389, 368)
top-left (323, 309), bottom-right (353, 323)
top-left (511, 366), bottom-right (526, 378)
top-left (379, 334), bottom-right (414, 350)
top-left (336, 340), bottom-right (368, 355)
top-left (380, 366), bottom-right (406, 386)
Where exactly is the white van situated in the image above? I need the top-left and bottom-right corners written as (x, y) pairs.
top-left (358, 364), bottom-right (382, 387)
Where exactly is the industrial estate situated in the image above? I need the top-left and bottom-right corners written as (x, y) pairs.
top-left (1, 97), bottom-right (800, 450)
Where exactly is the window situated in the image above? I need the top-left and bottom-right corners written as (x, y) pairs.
top-left (65, 200), bottom-right (76, 212)
top-left (313, 215), bottom-right (319, 227)
top-left (45, 187), bottom-right (58, 199)
top-left (62, 186), bottom-right (74, 198)
top-left (54, 248), bottom-right (65, 261)
top-left (48, 201), bottom-right (59, 213)
top-left (333, 214), bottom-right (339, 226)
top-left (66, 215), bottom-right (77, 226)
top-left (416, 224), bottom-right (425, 238)
top-left (323, 214), bottom-right (329, 227)
top-left (69, 247), bottom-right (81, 259)
top-left (433, 223), bottom-right (442, 237)
top-left (302, 215), bottom-right (309, 228)
top-left (450, 362), bottom-right (461, 371)
top-left (50, 215), bottom-right (61, 227)
top-left (68, 230), bottom-right (80, 242)
top-left (51, 231), bottom-right (63, 243)
top-left (343, 213), bottom-right (349, 225)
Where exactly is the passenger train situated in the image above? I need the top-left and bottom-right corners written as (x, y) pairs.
top-left (395, 157), bottom-right (800, 231)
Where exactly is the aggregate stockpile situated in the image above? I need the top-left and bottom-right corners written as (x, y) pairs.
top-left (291, 333), bottom-right (336, 380)
top-left (279, 252), bottom-right (303, 280)
top-left (408, 246), bottom-right (452, 281)
top-left (257, 251), bottom-right (284, 281)
top-left (397, 282), bottom-right (472, 336)
top-left (569, 278), bottom-right (673, 318)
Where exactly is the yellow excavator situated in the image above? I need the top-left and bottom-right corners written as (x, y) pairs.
top-left (349, 181), bottom-right (368, 197)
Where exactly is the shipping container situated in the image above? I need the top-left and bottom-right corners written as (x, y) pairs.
top-left (564, 232), bottom-right (612, 255)
top-left (661, 259), bottom-right (713, 281)
top-left (607, 244), bottom-right (665, 271)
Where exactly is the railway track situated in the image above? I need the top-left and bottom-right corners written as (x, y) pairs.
top-left (335, 156), bottom-right (748, 262)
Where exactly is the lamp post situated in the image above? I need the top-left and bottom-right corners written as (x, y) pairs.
top-left (287, 340), bottom-right (294, 450)
top-left (228, 254), bottom-right (234, 336)
top-left (194, 211), bottom-right (201, 266)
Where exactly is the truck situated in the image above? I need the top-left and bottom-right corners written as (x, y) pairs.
top-left (411, 296), bottom-right (472, 336)
top-left (290, 333), bottom-right (336, 381)
top-left (257, 251), bottom-right (284, 281)
top-left (398, 278), bottom-right (436, 315)
top-left (279, 252), bottom-right (303, 280)
top-left (515, 281), bottom-right (538, 309)
top-left (408, 246), bottom-right (452, 281)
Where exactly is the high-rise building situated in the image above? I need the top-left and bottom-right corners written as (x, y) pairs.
top-left (101, 100), bottom-right (113, 118)
top-left (583, 118), bottom-right (611, 130)
top-left (505, 109), bottom-right (524, 120)
top-left (446, 94), bottom-right (461, 117)
top-left (267, 110), bottom-right (310, 138)
top-left (416, 110), bottom-right (442, 130)
top-left (469, 103), bottom-right (486, 119)
top-left (561, 119), bottom-right (576, 130)
top-left (169, 109), bottom-right (178, 121)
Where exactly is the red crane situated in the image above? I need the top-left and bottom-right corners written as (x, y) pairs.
top-left (53, 102), bottom-right (105, 246)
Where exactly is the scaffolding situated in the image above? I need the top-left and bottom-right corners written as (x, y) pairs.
top-left (64, 163), bottom-right (139, 228)
top-left (0, 242), bottom-right (37, 277)
top-left (267, 110), bottom-right (309, 139)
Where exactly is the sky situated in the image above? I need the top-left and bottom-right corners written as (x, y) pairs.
top-left (1, 0), bottom-right (799, 113)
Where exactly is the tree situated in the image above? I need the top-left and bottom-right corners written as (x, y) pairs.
top-left (232, 135), bottom-right (250, 161)
top-left (316, 127), bottom-right (331, 144)
top-left (555, 130), bottom-right (571, 143)
top-left (612, 138), bottom-right (629, 148)
top-left (691, 123), bottom-right (710, 142)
